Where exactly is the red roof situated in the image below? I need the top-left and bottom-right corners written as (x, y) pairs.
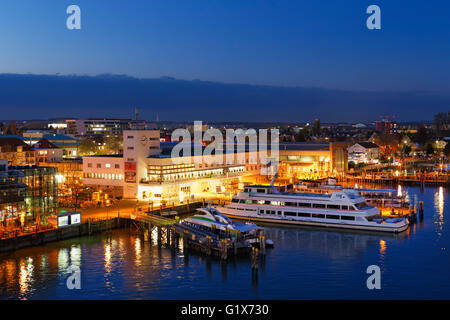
top-left (0, 138), bottom-right (34, 152)
top-left (35, 138), bottom-right (59, 149)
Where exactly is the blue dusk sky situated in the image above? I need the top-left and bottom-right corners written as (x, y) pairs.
top-left (0, 0), bottom-right (449, 122)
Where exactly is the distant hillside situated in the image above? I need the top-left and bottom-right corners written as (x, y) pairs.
top-left (0, 74), bottom-right (448, 122)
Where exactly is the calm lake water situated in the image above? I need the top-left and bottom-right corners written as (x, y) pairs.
top-left (1, 185), bottom-right (449, 300)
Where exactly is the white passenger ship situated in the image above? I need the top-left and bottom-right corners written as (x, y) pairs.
top-left (215, 185), bottom-right (410, 233)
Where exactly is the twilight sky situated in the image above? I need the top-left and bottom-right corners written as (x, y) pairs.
top-left (0, 0), bottom-right (449, 121)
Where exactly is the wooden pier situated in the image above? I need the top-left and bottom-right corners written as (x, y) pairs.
top-left (130, 211), bottom-right (267, 260)
top-left (130, 201), bottom-right (268, 260)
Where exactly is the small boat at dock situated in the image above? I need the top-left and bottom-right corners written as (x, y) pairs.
top-left (178, 207), bottom-right (274, 248)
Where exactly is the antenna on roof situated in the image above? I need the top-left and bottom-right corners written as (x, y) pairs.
top-left (135, 107), bottom-right (139, 129)
top-left (269, 160), bottom-right (279, 187)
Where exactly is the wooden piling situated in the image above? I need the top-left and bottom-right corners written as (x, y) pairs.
top-left (206, 235), bottom-right (212, 256)
top-left (419, 201), bottom-right (424, 219)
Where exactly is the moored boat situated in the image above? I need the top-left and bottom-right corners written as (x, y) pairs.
top-left (215, 184), bottom-right (409, 233)
top-left (180, 207), bottom-right (274, 247)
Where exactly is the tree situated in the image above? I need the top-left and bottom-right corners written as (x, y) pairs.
top-left (313, 118), bottom-right (321, 136)
top-left (416, 126), bottom-right (429, 146)
top-left (426, 143), bottom-right (435, 156)
top-left (444, 143), bottom-right (450, 157)
top-left (434, 112), bottom-right (449, 136)
top-left (104, 134), bottom-right (122, 154)
top-left (78, 138), bottom-right (97, 155)
top-left (401, 144), bottom-right (412, 156)
top-left (294, 130), bottom-right (307, 142)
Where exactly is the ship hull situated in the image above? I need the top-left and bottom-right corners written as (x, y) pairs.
top-left (219, 210), bottom-right (409, 233)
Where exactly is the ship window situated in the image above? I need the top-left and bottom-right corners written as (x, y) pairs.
top-left (257, 189), bottom-right (266, 193)
top-left (326, 215), bottom-right (340, 219)
top-left (245, 200), bottom-right (253, 204)
top-left (257, 200), bottom-right (265, 204)
top-left (355, 202), bottom-right (370, 210)
top-left (260, 210), bottom-right (264, 214)
top-left (341, 216), bottom-right (355, 221)
top-left (313, 203), bottom-right (326, 208)
top-left (327, 204), bottom-right (340, 209)
top-left (231, 199), bottom-right (239, 203)
top-left (341, 205), bottom-right (349, 210)
top-left (244, 188), bottom-right (250, 192)
top-left (312, 213), bottom-right (325, 219)
top-left (298, 212), bottom-right (310, 218)
top-left (284, 212), bottom-right (296, 217)
top-left (239, 200), bottom-right (245, 203)
top-left (349, 206), bottom-right (355, 211)
top-left (298, 203), bottom-right (311, 208)
top-left (278, 211), bottom-right (282, 215)
top-left (285, 202), bottom-right (296, 207)
top-left (264, 201), bottom-right (271, 205)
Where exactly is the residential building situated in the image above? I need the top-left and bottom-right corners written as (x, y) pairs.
top-left (35, 138), bottom-right (64, 163)
top-left (0, 138), bottom-right (35, 165)
top-left (348, 142), bottom-right (380, 163)
top-left (66, 118), bottom-right (147, 136)
top-left (82, 155), bottom-right (125, 199)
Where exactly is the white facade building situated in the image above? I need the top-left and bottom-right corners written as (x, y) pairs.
top-left (122, 130), bottom-right (161, 199)
top-left (348, 142), bottom-right (380, 163)
top-left (82, 155), bottom-right (125, 197)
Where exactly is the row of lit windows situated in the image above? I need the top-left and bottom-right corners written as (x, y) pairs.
top-left (148, 169), bottom-right (228, 181)
top-left (229, 207), bottom-right (357, 221)
top-left (87, 163), bottom-right (120, 169)
top-left (231, 199), bottom-right (357, 210)
top-left (148, 164), bottom-right (195, 170)
top-left (84, 173), bottom-right (123, 180)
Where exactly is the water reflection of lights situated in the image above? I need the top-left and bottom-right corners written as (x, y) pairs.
top-left (57, 248), bottom-right (69, 271)
top-left (152, 228), bottom-right (158, 246)
top-left (434, 187), bottom-right (445, 237)
top-left (379, 240), bottom-right (386, 258)
top-left (19, 257), bottom-right (34, 297)
top-left (135, 238), bottom-right (142, 267)
top-left (70, 245), bottom-right (81, 267)
top-left (105, 243), bottom-right (112, 273)
top-left (397, 185), bottom-right (402, 198)
top-left (437, 187), bottom-right (444, 218)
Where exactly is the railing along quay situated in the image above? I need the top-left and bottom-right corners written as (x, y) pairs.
top-left (339, 172), bottom-right (450, 186)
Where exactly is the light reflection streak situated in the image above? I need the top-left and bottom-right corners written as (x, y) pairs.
top-left (379, 240), bottom-right (386, 258)
top-left (70, 245), bottom-right (81, 267)
top-left (18, 257), bottom-right (34, 297)
top-left (135, 237), bottom-right (142, 267)
top-left (57, 248), bottom-right (69, 272)
top-left (433, 186), bottom-right (445, 237)
top-left (105, 242), bottom-right (112, 273)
